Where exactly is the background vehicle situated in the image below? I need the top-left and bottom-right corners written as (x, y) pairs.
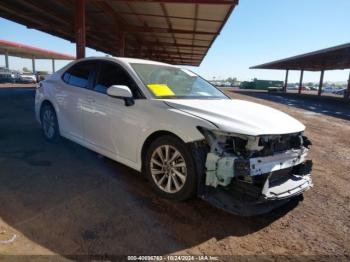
top-left (35, 57), bottom-right (313, 216)
top-left (20, 74), bottom-right (36, 83)
top-left (299, 86), bottom-right (310, 91)
top-left (267, 86), bottom-right (283, 92)
top-left (309, 86), bottom-right (318, 91)
top-left (322, 86), bottom-right (335, 93)
top-left (332, 88), bottom-right (347, 96)
top-left (0, 67), bottom-right (20, 83)
top-left (287, 85), bottom-right (298, 90)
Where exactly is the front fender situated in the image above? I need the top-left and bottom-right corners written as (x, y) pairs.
top-left (132, 100), bottom-right (217, 171)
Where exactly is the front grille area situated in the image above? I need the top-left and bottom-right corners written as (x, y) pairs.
top-left (257, 134), bottom-right (303, 157)
top-left (268, 167), bottom-right (294, 186)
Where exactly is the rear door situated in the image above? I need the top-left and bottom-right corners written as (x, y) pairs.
top-left (58, 61), bottom-right (95, 141)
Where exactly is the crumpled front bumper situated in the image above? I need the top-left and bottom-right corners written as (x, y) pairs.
top-left (199, 160), bottom-right (313, 216)
top-left (262, 174), bottom-right (313, 200)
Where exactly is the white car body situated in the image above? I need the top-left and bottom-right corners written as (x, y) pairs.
top-left (35, 57), bottom-right (216, 171)
top-left (35, 57), bottom-right (312, 215)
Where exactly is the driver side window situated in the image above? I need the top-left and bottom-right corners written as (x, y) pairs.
top-left (94, 62), bottom-right (142, 98)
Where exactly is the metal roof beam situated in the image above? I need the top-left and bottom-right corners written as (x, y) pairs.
top-left (99, 0), bottom-right (238, 4)
top-left (128, 50), bottom-right (204, 56)
top-left (126, 26), bottom-right (217, 35)
top-left (101, 11), bottom-right (223, 23)
top-left (140, 42), bottom-right (207, 48)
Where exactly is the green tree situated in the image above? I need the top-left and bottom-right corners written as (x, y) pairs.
top-left (23, 67), bottom-right (31, 73)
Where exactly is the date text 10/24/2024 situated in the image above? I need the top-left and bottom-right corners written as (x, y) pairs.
top-left (127, 255), bottom-right (219, 261)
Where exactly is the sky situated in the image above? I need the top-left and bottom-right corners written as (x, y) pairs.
top-left (0, 0), bottom-right (349, 83)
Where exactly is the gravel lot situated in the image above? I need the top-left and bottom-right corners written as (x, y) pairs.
top-left (0, 88), bottom-right (349, 260)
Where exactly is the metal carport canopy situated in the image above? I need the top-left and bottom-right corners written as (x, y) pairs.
top-left (0, 39), bottom-right (75, 60)
top-left (250, 43), bottom-right (350, 98)
top-left (0, 0), bottom-right (239, 66)
top-left (250, 43), bottom-right (350, 71)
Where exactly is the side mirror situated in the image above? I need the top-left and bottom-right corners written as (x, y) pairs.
top-left (107, 85), bottom-right (134, 106)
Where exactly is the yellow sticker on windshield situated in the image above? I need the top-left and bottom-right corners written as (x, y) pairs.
top-left (147, 84), bottom-right (175, 97)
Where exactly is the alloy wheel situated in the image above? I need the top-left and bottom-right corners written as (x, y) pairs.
top-left (42, 109), bottom-right (55, 139)
top-left (150, 145), bottom-right (187, 194)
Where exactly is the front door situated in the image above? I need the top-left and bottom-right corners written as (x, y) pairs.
top-left (82, 61), bottom-right (143, 157)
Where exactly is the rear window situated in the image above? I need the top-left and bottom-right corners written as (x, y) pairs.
top-left (63, 61), bottom-right (94, 88)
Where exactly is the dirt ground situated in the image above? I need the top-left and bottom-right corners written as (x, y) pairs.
top-left (0, 88), bottom-right (349, 260)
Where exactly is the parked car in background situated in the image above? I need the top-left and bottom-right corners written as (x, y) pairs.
top-left (299, 86), bottom-right (310, 91)
top-left (322, 86), bottom-right (335, 93)
top-left (20, 74), bottom-right (37, 84)
top-left (35, 57), bottom-right (313, 216)
top-left (267, 86), bottom-right (283, 92)
top-left (308, 86), bottom-right (318, 91)
top-left (0, 67), bottom-right (20, 83)
top-left (287, 85), bottom-right (298, 90)
top-left (332, 88), bottom-right (347, 96)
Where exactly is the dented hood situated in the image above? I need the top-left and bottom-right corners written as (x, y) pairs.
top-left (164, 99), bottom-right (305, 136)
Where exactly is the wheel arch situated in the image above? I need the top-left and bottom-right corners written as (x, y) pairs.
top-left (140, 130), bottom-right (185, 172)
top-left (39, 100), bottom-right (61, 135)
top-left (39, 100), bottom-right (56, 120)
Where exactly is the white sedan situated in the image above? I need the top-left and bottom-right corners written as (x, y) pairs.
top-left (35, 57), bottom-right (313, 215)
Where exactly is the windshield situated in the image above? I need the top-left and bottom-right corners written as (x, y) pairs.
top-left (130, 63), bottom-right (229, 99)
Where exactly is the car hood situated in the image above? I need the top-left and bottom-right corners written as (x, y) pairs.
top-left (163, 99), bottom-right (305, 136)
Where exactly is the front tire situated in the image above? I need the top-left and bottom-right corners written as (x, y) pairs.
top-left (144, 135), bottom-right (197, 201)
top-left (40, 104), bottom-right (60, 142)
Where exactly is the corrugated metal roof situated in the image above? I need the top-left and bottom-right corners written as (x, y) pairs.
top-left (0, 0), bottom-right (238, 66)
top-left (0, 39), bottom-right (75, 60)
top-left (251, 43), bottom-right (350, 71)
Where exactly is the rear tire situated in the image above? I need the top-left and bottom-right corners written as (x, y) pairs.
top-left (40, 104), bottom-right (60, 142)
top-left (144, 135), bottom-right (197, 201)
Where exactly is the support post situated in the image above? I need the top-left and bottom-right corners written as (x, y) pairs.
top-left (283, 70), bottom-right (289, 92)
top-left (32, 58), bottom-right (36, 73)
top-left (32, 58), bottom-right (39, 82)
top-left (318, 70), bottom-right (324, 96)
top-left (52, 59), bottom-right (55, 73)
top-left (119, 32), bottom-right (126, 57)
top-left (345, 71), bottom-right (350, 99)
top-left (75, 0), bottom-right (86, 59)
top-left (5, 52), bottom-right (9, 69)
top-left (298, 70), bottom-right (304, 94)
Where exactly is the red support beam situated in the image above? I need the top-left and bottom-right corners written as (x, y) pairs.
top-left (75, 0), bottom-right (86, 59)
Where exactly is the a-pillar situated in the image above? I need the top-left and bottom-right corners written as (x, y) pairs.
top-left (75, 0), bottom-right (86, 59)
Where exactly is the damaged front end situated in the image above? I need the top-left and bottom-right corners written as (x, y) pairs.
top-left (196, 127), bottom-right (313, 216)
